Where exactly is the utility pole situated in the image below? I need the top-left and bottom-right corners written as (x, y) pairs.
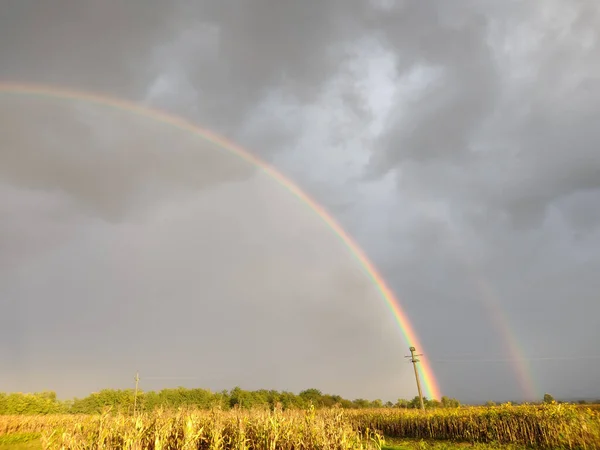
top-left (133, 371), bottom-right (140, 417)
top-left (406, 347), bottom-right (425, 410)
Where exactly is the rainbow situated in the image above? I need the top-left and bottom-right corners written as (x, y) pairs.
top-left (470, 277), bottom-right (538, 400)
top-left (0, 82), bottom-right (442, 400)
top-left (435, 222), bottom-right (538, 400)
top-left (395, 189), bottom-right (538, 401)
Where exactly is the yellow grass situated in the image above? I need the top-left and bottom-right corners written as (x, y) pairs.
top-left (0, 403), bottom-right (598, 449)
top-left (348, 403), bottom-right (600, 448)
top-left (39, 406), bottom-right (381, 450)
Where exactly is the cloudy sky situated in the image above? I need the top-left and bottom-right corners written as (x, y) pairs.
top-left (1, 0), bottom-right (599, 404)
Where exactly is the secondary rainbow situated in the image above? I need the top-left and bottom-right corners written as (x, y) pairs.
top-left (432, 222), bottom-right (538, 401)
top-left (0, 82), bottom-right (442, 400)
top-left (471, 277), bottom-right (538, 400)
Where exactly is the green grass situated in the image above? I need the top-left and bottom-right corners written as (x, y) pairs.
top-left (0, 434), bottom-right (41, 450)
top-left (0, 442), bottom-right (41, 450)
top-left (381, 438), bottom-right (530, 450)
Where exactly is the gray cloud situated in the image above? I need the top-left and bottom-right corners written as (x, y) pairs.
top-left (0, 96), bottom-right (253, 221)
top-left (370, 1), bottom-right (600, 228)
top-left (368, 1), bottom-right (500, 167)
top-left (1, 0), bottom-right (599, 403)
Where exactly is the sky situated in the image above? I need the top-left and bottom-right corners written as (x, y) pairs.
top-left (1, 0), bottom-right (599, 404)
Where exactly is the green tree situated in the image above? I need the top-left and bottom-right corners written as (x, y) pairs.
top-left (0, 392), bottom-right (66, 415)
top-left (543, 393), bottom-right (555, 404)
top-left (229, 386), bottom-right (253, 409)
top-left (395, 398), bottom-right (409, 409)
top-left (408, 396), bottom-right (423, 409)
top-left (370, 399), bottom-right (383, 408)
top-left (352, 399), bottom-right (371, 408)
top-left (299, 389), bottom-right (324, 407)
top-left (441, 396), bottom-right (460, 408)
top-left (426, 398), bottom-right (441, 409)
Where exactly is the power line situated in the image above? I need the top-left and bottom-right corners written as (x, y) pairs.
top-left (405, 347), bottom-right (425, 410)
top-left (432, 355), bottom-right (600, 363)
top-left (143, 377), bottom-right (199, 380)
top-left (133, 371), bottom-right (140, 417)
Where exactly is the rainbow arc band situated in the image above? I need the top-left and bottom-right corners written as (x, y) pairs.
top-left (0, 82), bottom-right (442, 400)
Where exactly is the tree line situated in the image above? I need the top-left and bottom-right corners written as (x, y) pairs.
top-left (0, 388), bottom-right (462, 415)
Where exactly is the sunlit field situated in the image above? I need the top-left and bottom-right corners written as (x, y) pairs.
top-left (1, 403), bottom-right (599, 449)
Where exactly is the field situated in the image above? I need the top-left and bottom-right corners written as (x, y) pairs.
top-left (0, 403), bottom-right (599, 449)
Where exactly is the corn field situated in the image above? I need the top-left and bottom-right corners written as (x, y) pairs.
top-left (39, 407), bottom-right (382, 450)
top-left (349, 403), bottom-right (600, 448)
top-left (0, 403), bottom-right (598, 449)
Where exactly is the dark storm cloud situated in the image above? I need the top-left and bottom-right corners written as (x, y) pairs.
top-left (0, 0), bottom-right (178, 96)
top-left (0, 0), bottom-right (371, 134)
top-left (0, 96), bottom-right (252, 221)
top-left (369, 0), bottom-right (600, 229)
top-left (1, 0), bottom-right (599, 403)
top-left (368, 1), bottom-right (500, 167)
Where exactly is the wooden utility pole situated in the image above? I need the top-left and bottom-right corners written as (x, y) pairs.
top-left (133, 371), bottom-right (140, 417)
top-left (406, 347), bottom-right (425, 410)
